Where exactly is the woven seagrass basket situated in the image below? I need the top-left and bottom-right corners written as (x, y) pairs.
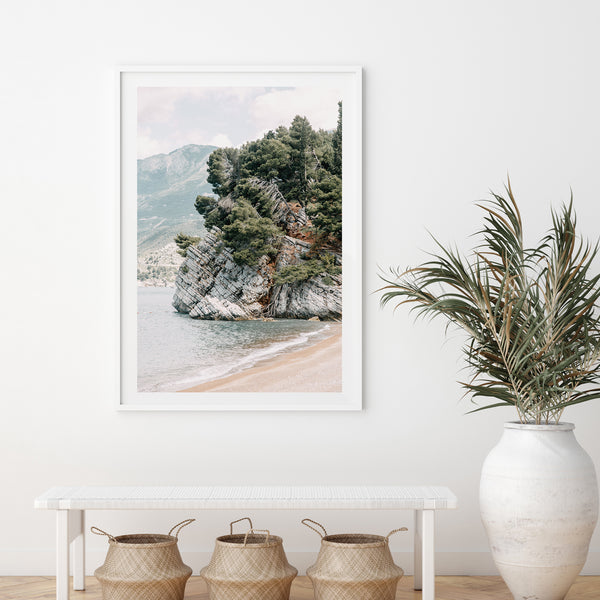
top-left (92, 519), bottom-right (194, 600)
top-left (200, 517), bottom-right (298, 600)
top-left (303, 518), bottom-right (407, 600)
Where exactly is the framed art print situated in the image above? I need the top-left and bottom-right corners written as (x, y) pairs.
top-left (118, 66), bottom-right (362, 410)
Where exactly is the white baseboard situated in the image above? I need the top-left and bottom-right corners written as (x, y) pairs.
top-left (2, 550), bottom-right (599, 576)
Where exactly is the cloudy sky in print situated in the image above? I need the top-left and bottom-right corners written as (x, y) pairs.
top-left (137, 86), bottom-right (342, 159)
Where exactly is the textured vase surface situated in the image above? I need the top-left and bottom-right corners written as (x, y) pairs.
top-left (480, 422), bottom-right (598, 600)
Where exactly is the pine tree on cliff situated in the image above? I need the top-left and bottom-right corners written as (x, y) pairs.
top-left (221, 199), bottom-right (281, 266)
top-left (332, 101), bottom-right (342, 177)
top-left (173, 233), bottom-right (201, 257)
top-left (187, 107), bottom-right (342, 276)
top-left (309, 174), bottom-right (342, 244)
top-left (286, 116), bottom-right (317, 206)
top-left (240, 135), bottom-right (290, 182)
top-left (207, 148), bottom-right (240, 197)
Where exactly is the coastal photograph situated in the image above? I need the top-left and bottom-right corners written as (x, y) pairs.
top-left (135, 82), bottom-right (345, 397)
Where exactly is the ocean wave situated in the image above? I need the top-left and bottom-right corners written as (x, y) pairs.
top-left (166, 324), bottom-right (333, 390)
top-left (137, 287), bottom-right (341, 393)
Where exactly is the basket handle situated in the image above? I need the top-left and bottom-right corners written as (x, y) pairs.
top-left (385, 527), bottom-right (408, 542)
top-left (230, 517), bottom-right (254, 534)
top-left (168, 519), bottom-right (195, 540)
top-left (301, 518), bottom-right (328, 539)
top-left (243, 529), bottom-right (270, 546)
top-left (90, 526), bottom-right (116, 542)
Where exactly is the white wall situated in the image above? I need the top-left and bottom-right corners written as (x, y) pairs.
top-left (2, 0), bottom-right (600, 576)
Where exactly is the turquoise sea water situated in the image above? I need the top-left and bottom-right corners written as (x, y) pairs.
top-left (137, 287), bottom-right (335, 392)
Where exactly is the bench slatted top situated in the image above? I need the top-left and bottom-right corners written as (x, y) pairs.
top-left (35, 486), bottom-right (457, 510)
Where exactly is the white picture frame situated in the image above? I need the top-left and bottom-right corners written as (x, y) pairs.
top-left (118, 66), bottom-right (362, 410)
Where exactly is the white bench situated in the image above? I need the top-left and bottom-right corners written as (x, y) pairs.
top-left (35, 485), bottom-right (457, 600)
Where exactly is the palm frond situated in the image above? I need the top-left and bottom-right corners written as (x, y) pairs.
top-left (379, 183), bottom-right (600, 424)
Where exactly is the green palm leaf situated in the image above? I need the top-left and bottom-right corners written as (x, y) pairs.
top-left (379, 181), bottom-right (600, 424)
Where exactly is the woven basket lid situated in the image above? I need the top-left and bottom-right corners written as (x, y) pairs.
top-left (302, 519), bottom-right (407, 548)
top-left (107, 533), bottom-right (177, 548)
top-left (91, 519), bottom-right (195, 549)
top-left (215, 533), bottom-right (284, 548)
top-left (320, 533), bottom-right (389, 548)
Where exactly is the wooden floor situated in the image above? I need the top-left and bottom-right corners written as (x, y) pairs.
top-left (0, 576), bottom-right (598, 600)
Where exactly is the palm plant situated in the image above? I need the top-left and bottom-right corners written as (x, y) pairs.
top-left (380, 181), bottom-right (600, 424)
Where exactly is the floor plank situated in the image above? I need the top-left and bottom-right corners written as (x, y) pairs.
top-left (0, 577), bottom-right (52, 590)
top-left (0, 575), bottom-right (598, 599)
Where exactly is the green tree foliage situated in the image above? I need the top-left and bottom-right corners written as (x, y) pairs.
top-left (308, 174), bottom-right (342, 244)
top-left (195, 194), bottom-right (230, 230)
top-left (285, 116), bottom-right (317, 206)
top-left (196, 104), bottom-right (343, 268)
top-left (240, 136), bottom-right (290, 182)
top-left (274, 253), bottom-right (341, 285)
top-left (174, 233), bottom-right (201, 257)
top-left (332, 101), bottom-right (342, 176)
top-left (194, 195), bottom-right (217, 214)
top-left (222, 199), bottom-right (282, 266)
top-left (235, 180), bottom-right (275, 218)
top-left (273, 260), bottom-right (326, 284)
top-left (207, 148), bottom-right (240, 197)
top-left (313, 129), bottom-right (335, 173)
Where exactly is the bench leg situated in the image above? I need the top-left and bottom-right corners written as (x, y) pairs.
top-left (415, 509), bottom-right (435, 600)
top-left (414, 509), bottom-right (422, 590)
top-left (56, 511), bottom-right (70, 600)
top-left (71, 510), bottom-right (85, 590)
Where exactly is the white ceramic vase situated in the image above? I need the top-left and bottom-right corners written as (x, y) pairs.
top-left (480, 422), bottom-right (598, 600)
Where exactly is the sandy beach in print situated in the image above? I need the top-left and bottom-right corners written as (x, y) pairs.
top-left (179, 325), bottom-right (341, 393)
